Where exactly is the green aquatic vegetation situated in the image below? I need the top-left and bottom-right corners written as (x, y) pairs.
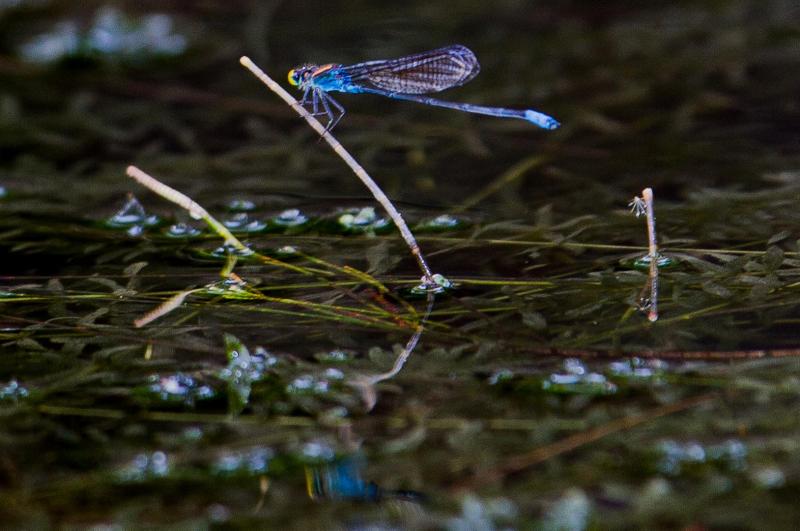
top-left (1, 1), bottom-right (800, 528)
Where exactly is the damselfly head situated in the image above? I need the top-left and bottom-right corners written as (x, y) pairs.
top-left (287, 65), bottom-right (315, 87)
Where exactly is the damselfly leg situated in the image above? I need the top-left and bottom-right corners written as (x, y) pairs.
top-left (300, 87), bottom-right (312, 105)
top-left (298, 88), bottom-right (346, 133)
top-left (320, 91), bottom-right (345, 133)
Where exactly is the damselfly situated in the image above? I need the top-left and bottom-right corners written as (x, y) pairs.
top-left (287, 45), bottom-right (559, 131)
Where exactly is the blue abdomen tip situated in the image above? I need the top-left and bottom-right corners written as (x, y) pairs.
top-left (524, 110), bottom-right (560, 130)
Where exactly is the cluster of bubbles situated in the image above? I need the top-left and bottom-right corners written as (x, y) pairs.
top-left (143, 373), bottom-right (216, 406)
top-left (0, 379), bottom-right (29, 401)
top-left (608, 357), bottom-right (668, 380)
top-left (211, 447), bottom-right (274, 476)
top-left (337, 207), bottom-right (391, 233)
top-left (542, 358), bottom-right (618, 395)
top-left (219, 345), bottom-right (279, 384)
top-left (285, 368), bottom-right (345, 396)
top-left (489, 357), bottom-right (671, 396)
top-left (656, 439), bottom-right (748, 475)
top-left (116, 451), bottom-right (170, 482)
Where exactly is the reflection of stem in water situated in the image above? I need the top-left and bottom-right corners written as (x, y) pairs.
top-left (350, 291), bottom-right (436, 410)
top-left (630, 187), bottom-right (659, 322)
top-left (239, 56), bottom-right (442, 291)
top-left (647, 257), bottom-right (658, 322)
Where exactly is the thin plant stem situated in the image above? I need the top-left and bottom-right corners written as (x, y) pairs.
top-left (630, 187), bottom-right (660, 321)
top-left (126, 165), bottom-right (244, 251)
top-left (126, 165), bottom-right (311, 276)
top-left (643, 187), bottom-right (657, 259)
top-left (239, 56), bottom-right (438, 289)
top-left (642, 188), bottom-right (659, 321)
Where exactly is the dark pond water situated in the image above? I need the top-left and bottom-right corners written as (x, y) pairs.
top-left (1, 1), bottom-right (800, 528)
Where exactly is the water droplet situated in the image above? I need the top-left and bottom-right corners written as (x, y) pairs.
top-left (105, 195), bottom-right (160, 231)
top-left (488, 369), bottom-right (514, 385)
top-left (337, 207), bottom-right (390, 232)
top-left (315, 349), bottom-right (353, 363)
top-left (222, 212), bottom-right (266, 232)
top-left (543, 367), bottom-right (617, 395)
top-left (227, 199), bottom-right (256, 212)
top-left (418, 214), bottom-right (466, 231)
top-left (751, 466), bottom-right (785, 488)
top-left (275, 245), bottom-right (298, 255)
top-left (323, 368), bottom-right (345, 380)
top-left (272, 208), bottom-right (310, 227)
top-left (564, 358), bottom-right (586, 375)
top-left (209, 243), bottom-right (254, 258)
top-left (165, 222), bottom-right (202, 238)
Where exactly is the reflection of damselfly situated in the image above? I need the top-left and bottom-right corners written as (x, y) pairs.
top-left (304, 456), bottom-right (426, 504)
top-left (288, 44), bottom-right (560, 131)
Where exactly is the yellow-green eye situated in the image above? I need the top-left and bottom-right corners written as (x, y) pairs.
top-left (287, 69), bottom-right (299, 86)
